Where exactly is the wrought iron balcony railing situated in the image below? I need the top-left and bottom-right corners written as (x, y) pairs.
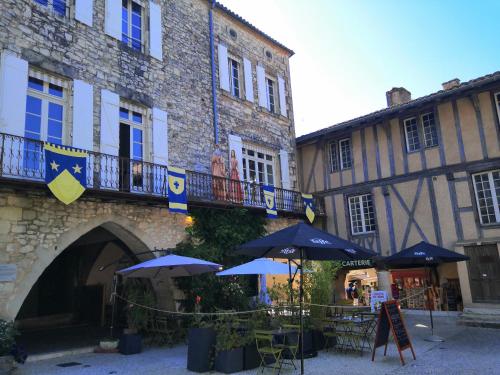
top-left (0, 132), bottom-right (324, 215)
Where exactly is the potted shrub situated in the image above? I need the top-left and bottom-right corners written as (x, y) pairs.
top-left (187, 296), bottom-right (216, 373)
top-left (119, 282), bottom-right (154, 355)
top-left (98, 337), bottom-right (119, 351)
top-left (214, 315), bottom-right (244, 374)
top-left (0, 320), bottom-right (19, 374)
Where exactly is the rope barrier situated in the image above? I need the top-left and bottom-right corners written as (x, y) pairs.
top-left (114, 288), bottom-right (431, 317)
top-left (113, 293), bottom-right (274, 317)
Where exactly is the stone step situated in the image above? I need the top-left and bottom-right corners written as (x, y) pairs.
top-left (457, 313), bottom-right (500, 329)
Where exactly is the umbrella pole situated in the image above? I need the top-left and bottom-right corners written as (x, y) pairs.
top-left (288, 260), bottom-right (293, 306)
top-left (299, 248), bottom-right (304, 375)
top-left (425, 265), bottom-right (444, 342)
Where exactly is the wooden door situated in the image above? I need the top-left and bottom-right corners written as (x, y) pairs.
top-left (464, 244), bottom-right (500, 303)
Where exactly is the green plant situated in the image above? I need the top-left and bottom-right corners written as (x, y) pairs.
top-left (0, 320), bottom-right (18, 356)
top-left (175, 208), bottom-right (266, 313)
top-left (123, 281), bottom-right (156, 332)
top-left (305, 261), bottom-right (342, 329)
top-left (214, 315), bottom-right (245, 353)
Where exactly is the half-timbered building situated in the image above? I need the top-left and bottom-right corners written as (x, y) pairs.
top-left (297, 74), bottom-right (500, 317)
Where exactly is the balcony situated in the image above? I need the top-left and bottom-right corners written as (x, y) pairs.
top-left (0, 132), bottom-right (324, 216)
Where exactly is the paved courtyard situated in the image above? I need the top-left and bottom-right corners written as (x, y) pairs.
top-left (16, 315), bottom-right (500, 375)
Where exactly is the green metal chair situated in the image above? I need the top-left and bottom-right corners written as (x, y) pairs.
top-left (275, 324), bottom-right (299, 370)
top-left (254, 330), bottom-right (283, 374)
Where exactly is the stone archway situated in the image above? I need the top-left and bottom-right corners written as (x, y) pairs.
top-left (4, 212), bottom-right (185, 320)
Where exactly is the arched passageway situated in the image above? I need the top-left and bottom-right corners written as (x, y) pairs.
top-left (15, 224), bottom-right (154, 355)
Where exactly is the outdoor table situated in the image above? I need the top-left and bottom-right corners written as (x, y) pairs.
top-left (270, 328), bottom-right (299, 344)
top-left (330, 317), bottom-right (371, 354)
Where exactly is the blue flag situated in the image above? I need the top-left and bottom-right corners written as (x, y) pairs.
top-left (168, 166), bottom-right (188, 214)
top-left (44, 143), bottom-right (87, 205)
top-left (302, 193), bottom-right (315, 224)
top-left (263, 185), bottom-right (277, 219)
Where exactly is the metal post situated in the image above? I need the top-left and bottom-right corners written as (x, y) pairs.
top-left (110, 274), bottom-right (118, 338)
top-left (425, 265), bottom-right (444, 342)
top-left (299, 248), bottom-right (304, 375)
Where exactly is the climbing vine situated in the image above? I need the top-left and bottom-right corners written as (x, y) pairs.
top-left (174, 207), bottom-right (266, 312)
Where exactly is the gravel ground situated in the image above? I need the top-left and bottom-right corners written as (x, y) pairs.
top-left (16, 315), bottom-right (500, 375)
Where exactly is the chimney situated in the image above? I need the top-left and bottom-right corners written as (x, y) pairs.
top-left (442, 78), bottom-right (460, 91)
top-left (386, 87), bottom-right (411, 107)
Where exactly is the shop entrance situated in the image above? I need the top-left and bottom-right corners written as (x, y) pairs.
top-left (465, 244), bottom-right (500, 303)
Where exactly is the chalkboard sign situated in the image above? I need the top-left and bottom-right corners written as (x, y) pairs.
top-left (445, 288), bottom-right (457, 311)
top-left (372, 301), bottom-right (415, 365)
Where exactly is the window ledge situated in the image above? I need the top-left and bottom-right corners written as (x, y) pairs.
top-left (480, 223), bottom-right (500, 229)
top-left (351, 231), bottom-right (377, 236)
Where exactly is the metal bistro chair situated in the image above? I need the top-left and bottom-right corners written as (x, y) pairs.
top-left (254, 330), bottom-right (284, 375)
top-left (274, 324), bottom-right (299, 370)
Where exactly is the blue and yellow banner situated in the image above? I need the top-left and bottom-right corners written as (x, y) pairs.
top-left (263, 185), bottom-right (277, 219)
top-left (168, 166), bottom-right (188, 214)
top-left (44, 143), bottom-right (87, 205)
top-left (302, 193), bottom-right (315, 224)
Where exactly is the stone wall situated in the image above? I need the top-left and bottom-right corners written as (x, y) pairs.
top-left (0, 187), bottom-right (299, 319)
top-left (0, 0), bottom-right (297, 184)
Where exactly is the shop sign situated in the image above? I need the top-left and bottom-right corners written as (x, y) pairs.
top-left (341, 259), bottom-right (372, 268)
top-left (370, 290), bottom-right (388, 312)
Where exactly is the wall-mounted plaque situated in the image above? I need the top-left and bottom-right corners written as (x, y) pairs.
top-left (0, 264), bottom-right (17, 282)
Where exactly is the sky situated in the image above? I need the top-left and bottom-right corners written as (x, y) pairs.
top-left (218, 0), bottom-right (500, 136)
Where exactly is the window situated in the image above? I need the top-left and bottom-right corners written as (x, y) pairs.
top-left (339, 138), bottom-right (352, 170)
top-left (328, 142), bottom-right (339, 172)
top-left (34, 0), bottom-right (66, 16)
top-left (404, 113), bottom-right (438, 152)
top-left (242, 145), bottom-right (276, 186)
top-left (349, 194), bottom-right (376, 234)
top-left (266, 77), bottom-right (276, 113)
top-left (122, 0), bottom-right (143, 51)
top-left (472, 170), bottom-right (500, 225)
top-left (404, 117), bottom-right (420, 152)
top-left (328, 138), bottom-right (352, 172)
top-left (422, 112), bottom-right (438, 147)
top-left (120, 106), bottom-right (145, 188)
top-left (24, 73), bottom-right (67, 171)
top-left (228, 58), bottom-right (241, 98)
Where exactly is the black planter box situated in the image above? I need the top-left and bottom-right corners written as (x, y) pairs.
top-left (243, 344), bottom-right (260, 370)
top-left (215, 348), bottom-right (244, 374)
top-left (187, 327), bottom-right (216, 373)
top-left (118, 334), bottom-right (142, 355)
top-left (297, 330), bottom-right (317, 359)
top-left (313, 330), bottom-right (325, 351)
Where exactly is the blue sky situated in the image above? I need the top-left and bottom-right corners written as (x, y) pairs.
top-left (218, 0), bottom-right (500, 136)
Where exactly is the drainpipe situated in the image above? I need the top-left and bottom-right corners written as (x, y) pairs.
top-left (209, 0), bottom-right (219, 144)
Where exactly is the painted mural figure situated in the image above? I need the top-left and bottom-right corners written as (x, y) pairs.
top-left (211, 145), bottom-right (227, 201)
top-left (229, 149), bottom-right (243, 203)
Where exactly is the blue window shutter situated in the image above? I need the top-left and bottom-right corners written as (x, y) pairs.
top-left (243, 58), bottom-right (254, 102)
top-left (149, 1), bottom-right (163, 60)
top-left (256, 65), bottom-right (267, 108)
top-left (75, 0), bottom-right (93, 27)
top-left (278, 75), bottom-right (287, 117)
top-left (105, 0), bottom-right (121, 40)
top-left (0, 51), bottom-right (28, 137)
top-left (218, 44), bottom-right (229, 92)
top-left (72, 80), bottom-right (94, 151)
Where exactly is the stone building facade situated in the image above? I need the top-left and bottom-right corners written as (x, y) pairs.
top-left (298, 73), bottom-right (500, 317)
top-left (0, 0), bottom-right (310, 324)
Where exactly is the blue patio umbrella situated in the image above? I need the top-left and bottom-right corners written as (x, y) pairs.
top-left (384, 241), bottom-right (469, 342)
top-left (216, 258), bottom-right (308, 304)
top-left (236, 222), bottom-right (376, 375)
top-left (117, 254), bottom-right (222, 278)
